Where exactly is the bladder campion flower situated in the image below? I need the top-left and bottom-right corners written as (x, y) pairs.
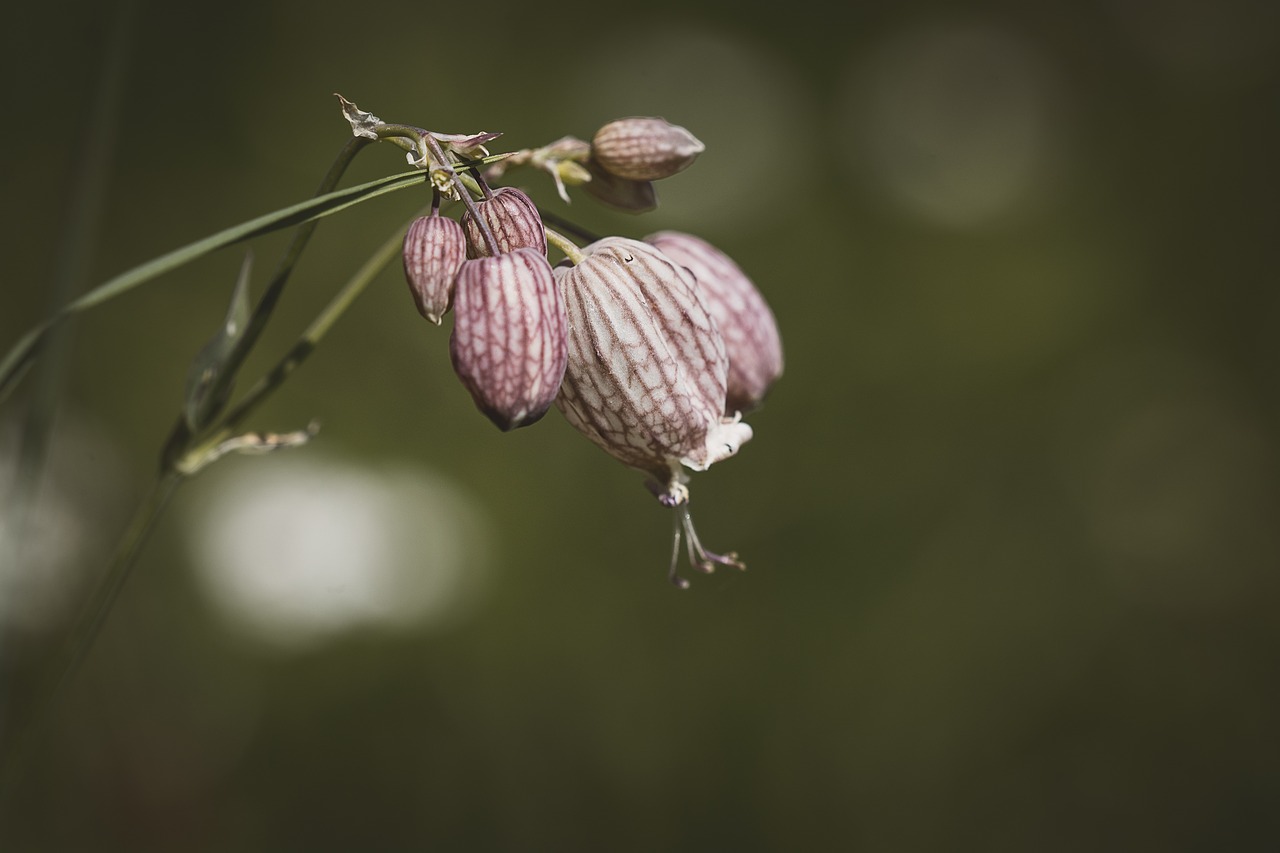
top-left (462, 187), bottom-right (548, 258)
top-left (554, 237), bottom-right (754, 587)
top-left (403, 212), bottom-right (467, 324)
top-left (373, 99), bottom-right (783, 586)
top-left (449, 248), bottom-right (567, 431)
top-left (591, 118), bottom-right (705, 182)
top-left (644, 231), bottom-right (783, 414)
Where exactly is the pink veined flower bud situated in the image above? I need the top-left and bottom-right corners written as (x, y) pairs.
top-left (590, 117), bottom-right (705, 182)
top-left (403, 213), bottom-right (467, 325)
top-left (581, 157), bottom-right (658, 213)
top-left (450, 248), bottom-right (568, 431)
top-left (644, 231), bottom-right (783, 414)
top-left (462, 187), bottom-right (548, 258)
top-left (554, 238), bottom-right (752, 500)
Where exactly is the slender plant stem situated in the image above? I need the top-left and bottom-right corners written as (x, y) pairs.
top-left (1, 161), bottom-right (422, 805)
top-left (160, 137), bottom-right (373, 466)
top-left (61, 472), bottom-right (183, 691)
top-left (420, 134), bottom-right (501, 256)
top-left (193, 213), bottom-right (422, 454)
top-left (544, 227), bottom-right (585, 265)
top-left (0, 213), bottom-right (418, 806)
top-left (257, 139), bottom-right (371, 326)
top-left (0, 167), bottom-right (431, 403)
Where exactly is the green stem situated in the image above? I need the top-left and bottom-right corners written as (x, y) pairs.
top-left (0, 165), bottom-right (431, 404)
top-left (373, 123), bottom-right (430, 157)
top-left (544, 226), bottom-right (585, 264)
top-left (227, 138), bottom-right (371, 383)
top-left (179, 213), bottom-right (422, 467)
top-left (160, 137), bottom-right (376, 467)
top-left (0, 215), bottom-right (418, 805)
top-left (419, 134), bottom-right (500, 256)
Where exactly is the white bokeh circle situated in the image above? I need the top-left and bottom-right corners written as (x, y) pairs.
top-left (184, 454), bottom-right (492, 651)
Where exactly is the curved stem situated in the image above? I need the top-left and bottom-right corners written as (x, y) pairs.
top-left (375, 126), bottom-right (499, 254)
top-left (2, 213), bottom-right (423, 800)
top-left (161, 137), bottom-right (373, 467)
top-left (181, 212), bottom-right (423, 464)
top-left (544, 227), bottom-right (584, 265)
top-left (373, 122), bottom-right (430, 154)
top-left (0, 165), bottom-right (429, 405)
top-left (242, 138), bottom-right (371, 362)
top-left (420, 134), bottom-right (500, 256)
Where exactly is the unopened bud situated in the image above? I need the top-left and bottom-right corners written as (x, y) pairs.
top-left (644, 231), bottom-right (783, 414)
top-left (591, 117), bottom-right (705, 182)
top-left (554, 238), bottom-right (751, 497)
top-left (462, 187), bottom-right (547, 258)
top-left (403, 213), bottom-right (467, 324)
top-left (450, 248), bottom-right (568, 431)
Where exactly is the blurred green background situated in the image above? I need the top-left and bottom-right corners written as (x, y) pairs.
top-left (3, 0), bottom-right (1279, 849)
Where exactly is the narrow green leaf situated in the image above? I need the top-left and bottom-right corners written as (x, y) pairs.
top-left (183, 251), bottom-right (254, 432)
top-left (0, 168), bottom-right (429, 402)
top-left (68, 169), bottom-right (429, 314)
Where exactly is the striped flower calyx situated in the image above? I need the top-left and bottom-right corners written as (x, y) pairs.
top-left (450, 248), bottom-right (568, 431)
top-left (591, 118), bottom-right (705, 182)
top-left (554, 237), bottom-right (752, 500)
top-left (403, 213), bottom-right (467, 325)
top-left (462, 187), bottom-right (548, 258)
top-left (644, 231), bottom-right (783, 414)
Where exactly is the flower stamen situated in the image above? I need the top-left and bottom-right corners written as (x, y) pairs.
top-left (667, 503), bottom-right (746, 588)
top-left (668, 513), bottom-right (691, 590)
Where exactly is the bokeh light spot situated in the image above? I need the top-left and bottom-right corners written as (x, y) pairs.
top-left (183, 453), bottom-right (492, 651)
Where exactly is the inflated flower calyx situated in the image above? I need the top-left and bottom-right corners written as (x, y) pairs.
top-left (461, 187), bottom-right (548, 258)
top-left (450, 248), bottom-right (567, 431)
top-left (590, 117), bottom-right (705, 182)
top-left (403, 213), bottom-right (467, 325)
top-left (644, 231), bottom-right (783, 414)
top-left (554, 237), bottom-right (752, 501)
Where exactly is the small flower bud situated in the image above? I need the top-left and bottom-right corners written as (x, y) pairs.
top-left (554, 238), bottom-right (751, 494)
top-left (590, 117), bottom-right (705, 182)
top-left (450, 248), bottom-right (568, 431)
top-left (581, 158), bottom-right (658, 213)
top-left (644, 231), bottom-right (783, 414)
top-left (402, 213), bottom-right (467, 324)
top-left (462, 187), bottom-right (547, 258)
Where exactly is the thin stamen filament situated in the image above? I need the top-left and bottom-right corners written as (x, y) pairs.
top-left (668, 511), bottom-right (689, 589)
top-left (679, 504), bottom-right (746, 574)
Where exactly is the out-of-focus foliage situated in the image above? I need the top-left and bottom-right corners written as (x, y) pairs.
top-left (2, 0), bottom-right (1278, 849)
